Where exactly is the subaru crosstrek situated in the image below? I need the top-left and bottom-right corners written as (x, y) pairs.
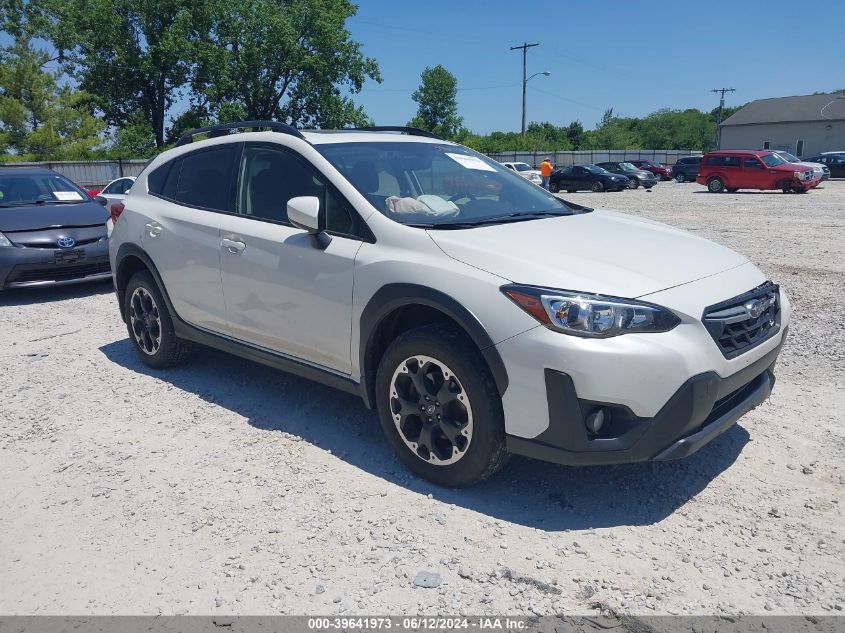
top-left (109, 122), bottom-right (790, 487)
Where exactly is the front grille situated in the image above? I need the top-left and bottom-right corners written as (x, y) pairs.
top-left (702, 281), bottom-right (780, 358)
top-left (5, 261), bottom-right (111, 285)
top-left (18, 237), bottom-right (104, 249)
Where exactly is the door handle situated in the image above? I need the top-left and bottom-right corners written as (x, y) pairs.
top-left (145, 222), bottom-right (162, 237)
top-left (221, 237), bottom-right (246, 254)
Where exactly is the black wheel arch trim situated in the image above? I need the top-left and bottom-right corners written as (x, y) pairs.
top-left (359, 283), bottom-right (509, 409)
top-left (114, 242), bottom-right (362, 399)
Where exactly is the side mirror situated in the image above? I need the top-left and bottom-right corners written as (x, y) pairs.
top-left (287, 195), bottom-right (331, 249)
top-left (95, 195), bottom-right (108, 206)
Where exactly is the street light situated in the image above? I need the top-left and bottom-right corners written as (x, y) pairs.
top-left (521, 71), bottom-right (551, 137)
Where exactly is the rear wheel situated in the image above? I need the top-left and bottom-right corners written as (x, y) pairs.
top-left (124, 270), bottom-right (193, 368)
top-left (707, 177), bottom-right (725, 193)
top-left (675, 172), bottom-right (686, 183)
top-left (549, 181), bottom-right (560, 193)
top-left (591, 181), bottom-right (604, 192)
top-left (375, 324), bottom-right (508, 487)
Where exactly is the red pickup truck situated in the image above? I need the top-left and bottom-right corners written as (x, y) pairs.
top-left (697, 150), bottom-right (819, 193)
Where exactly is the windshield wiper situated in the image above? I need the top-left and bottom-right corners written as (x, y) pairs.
top-left (416, 210), bottom-right (575, 230)
top-left (0, 200), bottom-right (47, 208)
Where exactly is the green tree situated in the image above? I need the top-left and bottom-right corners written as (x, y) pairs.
top-left (194, 0), bottom-right (379, 128)
top-left (408, 64), bottom-right (463, 139)
top-left (46, 0), bottom-right (211, 148)
top-left (107, 109), bottom-right (157, 158)
top-left (0, 37), bottom-right (103, 160)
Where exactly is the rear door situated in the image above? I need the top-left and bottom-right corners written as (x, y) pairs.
top-left (217, 142), bottom-right (364, 373)
top-left (140, 145), bottom-right (236, 334)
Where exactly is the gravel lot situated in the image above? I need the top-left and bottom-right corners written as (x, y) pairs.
top-left (1, 180), bottom-right (843, 617)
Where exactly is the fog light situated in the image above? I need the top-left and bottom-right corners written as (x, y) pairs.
top-left (585, 408), bottom-right (609, 435)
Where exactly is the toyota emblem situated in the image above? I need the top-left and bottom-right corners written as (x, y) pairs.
top-left (57, 236), bottom-right (76, 249)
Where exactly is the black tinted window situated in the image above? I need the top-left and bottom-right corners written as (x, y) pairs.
top-left (743, 158), bottom-right (762, 169)
top-left (706, 155), bottom-right (740, 167)
top-left (174, 147), bottom-right (236, 211)
top-left (147, 163), bottom-right (170, 195)
top-left (237, 144), bottom-right (357, 235)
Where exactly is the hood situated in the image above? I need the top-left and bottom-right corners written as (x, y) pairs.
top-left (0, 201), bottom-right (108, 233)
top-left (427, 209), bottom-right (748, 298)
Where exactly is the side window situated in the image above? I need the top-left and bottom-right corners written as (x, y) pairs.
top-left (560, 166), bottom-right (573, 175)
top-left (573, 166), bottom-right (586, 175)
top-left (147, 163), bottom-right (171, 195)
top-left (102, 180), bottom-right (120, 194)
top-left (174, 146), bottom-right (236, 211)
top-left (742, 158), bottom-right (762, 169)
top-left (237, 144), bottom-right (358, 236)
top-left (724, 156), bottom-right (740, 167)
top-left (706, 156), bottom-right (721, 166)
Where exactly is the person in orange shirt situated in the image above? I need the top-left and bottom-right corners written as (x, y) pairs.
top-left (540, 157), bottom-right (552, 190)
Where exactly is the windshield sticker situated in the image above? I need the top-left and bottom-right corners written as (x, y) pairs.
top-left (445, 153), bottom-right (497, 172)
top-left (53, 191), bottom-right (84, 201)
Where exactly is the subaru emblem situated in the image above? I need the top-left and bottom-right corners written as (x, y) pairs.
top-left (744, 299), bottom-right (763, 319)
top-left (57, 236), bottom-right (76, 249)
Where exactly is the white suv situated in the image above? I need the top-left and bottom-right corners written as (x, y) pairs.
top-left (109, 122), bottom-right (790, 487)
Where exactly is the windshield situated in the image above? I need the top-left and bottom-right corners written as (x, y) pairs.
top-left (584, 164), bottom-right (608, 174)
top-left (317, 142), bottom-right (580, 228)
top-left (761, 153), bottom-right (787, 167)
top-left (777, 152), bottom-right (799, 162)
top-left (0, 172), bottom-right (89, 207)
top-left (512, 163), bottom-right (533, 172)
top-left (619, 162), bottom-right (637, 171)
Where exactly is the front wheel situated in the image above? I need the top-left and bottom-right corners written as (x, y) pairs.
top-left (628, 178), bottom-right (639, 189)
top-left (675, 172), bottom-right (686, 183)
top-left (591, 181), bottom-right (604, 192)
top-left (375, 324), bottom-right (508, 487)
top-left (707, 177), bottom-right (725, 193)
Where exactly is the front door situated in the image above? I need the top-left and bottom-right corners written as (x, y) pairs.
top-left (741, 156), bottom-right (768, 189)
top-left (217, 142), bottom-right (365, 374)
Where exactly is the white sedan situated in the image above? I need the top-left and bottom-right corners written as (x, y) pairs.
top-left (101, 176), bottom-right (135, 236)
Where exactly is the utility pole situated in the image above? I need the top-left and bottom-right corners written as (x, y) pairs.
top-left (711, 87), bottom-right (735, 149)
top-left (511, 42), bottom-right (539, 137)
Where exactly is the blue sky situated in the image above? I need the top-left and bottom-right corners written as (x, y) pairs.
top-left (347, 0), bottom-right (845, 133)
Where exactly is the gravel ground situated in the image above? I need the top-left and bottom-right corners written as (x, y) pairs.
top-left (1, 179), bottom-right (843, 617)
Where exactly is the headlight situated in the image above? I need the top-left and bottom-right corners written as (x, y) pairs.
top-left (502, 284), bottom-right (681, 338)
top-left (0, 232), bottom-right (12, 247)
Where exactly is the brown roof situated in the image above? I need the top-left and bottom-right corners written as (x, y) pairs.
top-left (721, 92), bottom-right (845, 126)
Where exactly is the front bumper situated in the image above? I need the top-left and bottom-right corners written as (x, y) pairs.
top-left (0, 238), bottom-right (110, 289)
top-left (506, 334), bottom-right (782, 466)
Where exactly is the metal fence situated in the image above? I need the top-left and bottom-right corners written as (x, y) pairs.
top-left (486, 149), bottom-right (703, 168)
top-left (1, 159), bottom-right (149, 189)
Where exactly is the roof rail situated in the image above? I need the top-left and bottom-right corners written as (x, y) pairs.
top-left (353, 126), bottom-right (444, 140)
top-left (175, 120), bottom-right (306, 147)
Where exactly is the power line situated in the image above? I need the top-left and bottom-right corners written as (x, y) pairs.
top-left (711, 87), bottom-right (735, 149)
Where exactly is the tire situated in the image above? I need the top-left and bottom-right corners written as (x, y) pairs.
top-left (780, 180), bottom-right (793, 193)
top-left (675, 172), bottom-right (686, 183)
top-left (793, 186), bottom-right (807, 194)
top-left (591, 181), bottom-right (604, 192)
top-left (726, 188), bottom-right (738, 193)
top-left (567, 189), bottom-right (577, 193)
top-left (628, 178), bottom-right (639, 189)
top-left (375, 323), bottom-right (508, 487)
top-left (124, 270), bottom-right (193, 369)
top-left (707, 177), bottom-right (725, 193)
top-left (549, 181), bottom-right (560, 193)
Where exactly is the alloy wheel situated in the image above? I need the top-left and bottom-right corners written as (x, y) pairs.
top-left (129, 287), bottom-right (162, 355)
top-left (389, 355), bottom-right (473, 466)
